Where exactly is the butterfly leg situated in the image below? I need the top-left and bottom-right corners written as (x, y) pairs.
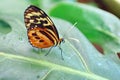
top-left (58, 46), bottom-right (64, 60)
top-left (45, 47), bottom-right (53, 56)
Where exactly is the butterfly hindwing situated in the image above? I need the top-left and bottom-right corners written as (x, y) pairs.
top-left (27, 27), bottom-right (55, 48)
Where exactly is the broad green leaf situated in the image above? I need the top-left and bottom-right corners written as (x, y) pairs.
top-left (0, 52), bottom-right (108, 80)
top-left (49, 2), bottom-right (120, 54)
top-left (0, 14), bottom-right (119, 80)
top-left (0, 14), bottom-right (110, 80)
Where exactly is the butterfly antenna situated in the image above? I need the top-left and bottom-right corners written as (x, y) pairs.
top-left (63, 22), bottom-right (81, 43)
top-left (63, 22), bottom-right (78, 38)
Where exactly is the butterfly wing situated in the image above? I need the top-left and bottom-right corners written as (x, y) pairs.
top-left (24, 5), bottom-right (60, 48)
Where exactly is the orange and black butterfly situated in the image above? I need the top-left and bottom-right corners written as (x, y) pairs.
top-left (24, 5), bottom-right (64, 58)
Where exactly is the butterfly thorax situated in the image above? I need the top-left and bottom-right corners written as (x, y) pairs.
top-left (58, 38), bottom-right (64, 45)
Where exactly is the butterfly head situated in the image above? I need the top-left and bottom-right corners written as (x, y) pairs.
top-left (59, 38), bottom-right (65, 44)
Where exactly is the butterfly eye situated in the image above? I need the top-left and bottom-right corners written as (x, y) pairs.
top-left (61, 38), bottom-right (65, 43)
top-left (59, 38), bottom-right (65, 44)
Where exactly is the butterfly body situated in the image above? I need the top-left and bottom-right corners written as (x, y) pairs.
top-left (24, 5), bottom-right (63, 49)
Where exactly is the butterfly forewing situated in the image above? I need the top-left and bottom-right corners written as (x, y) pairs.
top-left (24, 5), bottom-right (62, 48)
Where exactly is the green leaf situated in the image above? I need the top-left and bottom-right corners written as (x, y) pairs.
top-left (49, 2), bottom-right (120, 54)
top-left (0, 52), bottom-right (107, 80)
top-left (0, 14), bottom-right (119, 79)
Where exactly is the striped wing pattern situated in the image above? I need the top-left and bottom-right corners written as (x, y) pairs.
top-left (24, 5), bottom-right (61, 48)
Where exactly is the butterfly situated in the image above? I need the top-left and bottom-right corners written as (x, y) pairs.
top-left (24, 5), bottom-right (64, 58)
